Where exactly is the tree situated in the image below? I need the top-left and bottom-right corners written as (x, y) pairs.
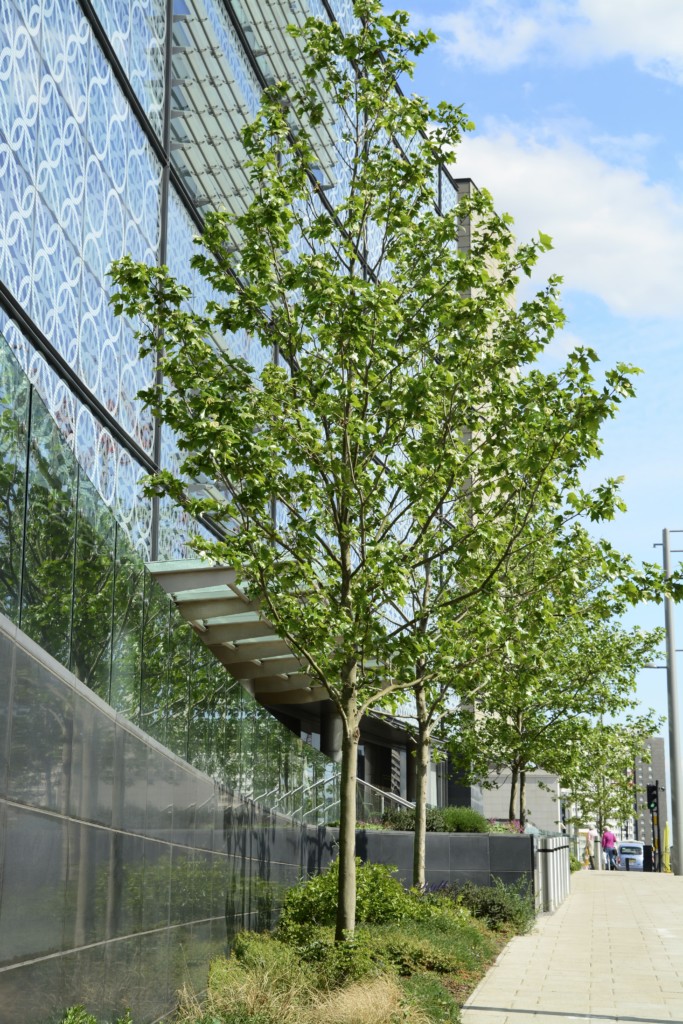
top-left (111, 2), bottom-right (648, 938)
top-left (449, 523), bottom-right (664, 828)
top-left (563, 716), bottom-right (663, 833)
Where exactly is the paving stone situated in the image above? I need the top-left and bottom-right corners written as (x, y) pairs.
top-left (462, 872), bottom-right (683, 1023)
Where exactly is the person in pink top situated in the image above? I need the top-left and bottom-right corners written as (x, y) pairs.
top-left (602, 827), bottom-right (618, 870)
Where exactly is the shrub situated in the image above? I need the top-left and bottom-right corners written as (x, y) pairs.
top-left (569, 853), bottom-right (583, 873)
top-left (277, 859), bottom-right (419, 937)
top-left (289, 924), bottom-right (460, 988)
top-left (294, 931), bottom-right (386, 987)
top-left (439, 878), bottom-right (535, 933)
top-left (380, 806), bottom-right (489, 833)
top-left (440, 806), bottom-right (489, 833)
top-left (487, 819), bottom-right (523, 834)
top-left (380, 808), bottom-right (417, 831)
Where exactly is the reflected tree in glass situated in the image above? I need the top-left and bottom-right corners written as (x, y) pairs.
top-left (165, 608), bottom-right (193, 759)
top-left (110, 527), bottom-right (145, 723)
top-left (140, 573), bottom-right (171, 745)
top-left (0, 339), bottom-right (30, 620)
top-left (21, 400), bottom-right (78, 666)
top-left (70, 472), bottom-right (116, 700)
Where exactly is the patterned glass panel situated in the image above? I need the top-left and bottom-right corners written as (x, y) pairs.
top-left (0, 310), bottom-right (153, 560)
top-left (440, 169), bottom-right (459, 216)
top-left (318, 0), bottom-right (359, 34)
top-left (0, 335), bottom-right (30, 621)
top-left (89, 0), bottom-right (166, 139)
top-left (1, 0), bottom-right (162, 467)
top-left (165, 187), bottom-right (272, 377)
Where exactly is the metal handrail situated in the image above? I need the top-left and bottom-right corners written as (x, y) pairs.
top-left (357, 778), bottom-right (414, 810)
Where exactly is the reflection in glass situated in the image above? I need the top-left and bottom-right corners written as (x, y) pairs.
top-left (110, 528), bottom-right (145, 722)
top-left (21, 398), bottom-right (78, 666)
top-left (70, 471), bottom-right (116, 700)
top-left (140, 573), bottom-right (171, 745)
top-left (0, 338), bottom-right (30, 620)
top-left (165, 607), bottom-right (193, 758)
top-left (0, 333), bottom-right (341, 825)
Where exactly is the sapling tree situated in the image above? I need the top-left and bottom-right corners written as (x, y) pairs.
top-left (111, 2), bottom-right (647, 937)
top-left (563, 715), bottom-right (663, 833)
top-left (450, 523), bottom-right (664, 827)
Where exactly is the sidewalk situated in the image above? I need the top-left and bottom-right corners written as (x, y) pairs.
top-left (462, 871), bottom-right (683, 1023)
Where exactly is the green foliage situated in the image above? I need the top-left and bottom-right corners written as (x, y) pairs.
top-left (60, 1011), bottom-right (132, 1024)
top-left (381, 806), bottom-right (489, 833)
top-left (293, 930), bottom-right (387, 987)
top-left (60, 1011), bottom-right (98, 1024)
top-left (448, 879), bottom-right (536, 934)
top-left (569, 854), bottom-right (583, 873)
top-left (400, 974), bottom-right (461, 1023)
top-left (277, 859), bottom-right (419, 935)
top-left (232, 931), bottom-right (311, 982)
top-left (449, 518), bottom-right (666, 826)
top-left (563, 715), bottom-right (663, 831)
top-left (487, 820), bottom-right (524, 834)
top-left (440, 807), bottom-right (490, 833)
top-left (287, 918), bottom-right (472, 987)
top-left (110, 0), bottom-right (671, 937)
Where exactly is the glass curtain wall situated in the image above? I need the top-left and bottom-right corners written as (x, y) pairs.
top-left (0, 331), bottom-right (339, 822)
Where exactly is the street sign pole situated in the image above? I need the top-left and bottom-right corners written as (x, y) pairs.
top-left (662, 529), bottom-right (683, 875)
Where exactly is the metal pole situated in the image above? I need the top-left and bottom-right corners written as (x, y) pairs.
top-left (655, 780), bottom-right (662, 873)
top-left (662, 529), bottom-right (683, 875)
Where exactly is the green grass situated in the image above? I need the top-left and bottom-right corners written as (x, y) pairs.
top-left (400, 974), bottom-right (461, 1023)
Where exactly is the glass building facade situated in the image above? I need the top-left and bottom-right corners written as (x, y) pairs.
top-left (0, 0), bottom-right (463, 1018)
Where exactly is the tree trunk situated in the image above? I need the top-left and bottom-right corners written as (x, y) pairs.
top-left (509, 767), bottom-right (519, 823)
top-left (519, 769), bottom-right (527, 830)
top-left (413, 681), bottom-right (431, 889)
top-left (335, 690), bottom-right (360, 942)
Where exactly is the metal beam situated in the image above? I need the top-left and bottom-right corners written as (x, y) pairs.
top-left (212, 638), bottom-right (293, 663)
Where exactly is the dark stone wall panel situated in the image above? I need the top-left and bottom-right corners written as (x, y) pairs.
top-left (0, 615), bottom-right (338, 1022)
top-left (0, 628), bottom-right (16, 800)
top-left (354, 828), bottom-right (535, 891)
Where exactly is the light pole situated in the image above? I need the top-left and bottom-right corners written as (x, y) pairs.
top-left (661, 528), bottom-right (683, 876)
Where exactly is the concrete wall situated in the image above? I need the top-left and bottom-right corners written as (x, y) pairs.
top-left (482, 772), bottom-right (562, 832)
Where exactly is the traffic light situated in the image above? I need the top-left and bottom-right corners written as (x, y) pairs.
top-left (646, 783), bottom-right (658, 813)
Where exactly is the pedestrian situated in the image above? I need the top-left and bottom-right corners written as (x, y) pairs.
top-left (587, 825), bottom-right (598, 869)
top-left (602, 826), bottom-right (618, 870)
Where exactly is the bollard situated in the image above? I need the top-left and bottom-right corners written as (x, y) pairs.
top-left (594, 838), bottom-right (602, 871)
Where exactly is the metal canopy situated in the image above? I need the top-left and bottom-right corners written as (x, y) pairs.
top-left (147, 559), bottom-right (328, 705)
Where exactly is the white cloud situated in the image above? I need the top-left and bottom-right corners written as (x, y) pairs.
top-left (577, 0), bottom-right (683, 83)
top-left (449, 124), bottom-right (683, 318)
top-left (426, 0), bottom-right (683, 83)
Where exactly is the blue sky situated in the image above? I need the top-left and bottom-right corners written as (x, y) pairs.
top-left (404, 1), bottom-right (683, 740)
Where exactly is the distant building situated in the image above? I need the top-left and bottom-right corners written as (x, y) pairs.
top-left (481, 771), bottom-right (563, 833)
top-left (633, 737), bottom-right (668, 846)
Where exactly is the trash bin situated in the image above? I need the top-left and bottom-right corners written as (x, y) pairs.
top-left (643, 844), bottom-right (653, 872)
